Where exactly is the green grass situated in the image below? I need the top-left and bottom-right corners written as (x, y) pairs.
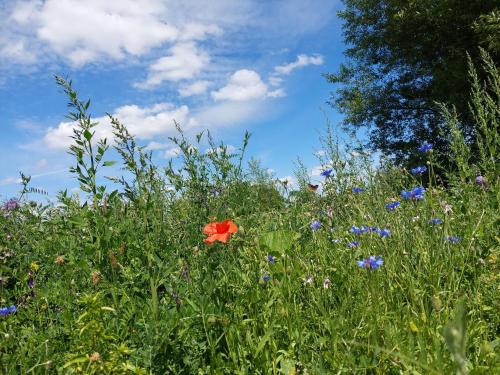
top-left (0, 75), bottom-right (498, 374)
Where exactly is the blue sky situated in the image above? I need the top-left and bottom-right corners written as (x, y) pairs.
top-left (0, 0), bottom-right (349, 200)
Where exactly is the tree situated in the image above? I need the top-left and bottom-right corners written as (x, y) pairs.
top-left (326, 0), bottom-right (499, 165)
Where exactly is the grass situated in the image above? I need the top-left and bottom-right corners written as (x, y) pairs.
top-left (0, 71), bottom-right (498, 374)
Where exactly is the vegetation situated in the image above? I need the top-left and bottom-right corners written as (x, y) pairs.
top-left (0, 41), bottom-right (498, 375)
top-left (326, 0), bottom-right (499, 165)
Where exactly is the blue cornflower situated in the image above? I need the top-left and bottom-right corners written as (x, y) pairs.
top-left (352, 187), bottom-right (364, 193)
top-left (263, 275), bottom-right (271, 282)
top-left (0, 305), bottom-right (16, 316)
top-left (347, 241), bottom-right (360, 248)
top-left (445, 236), bottom-right (461, 244)
top-left (418, 142), bottom-right (433, 152)
top-left (410, 166), bottom-right (427, 175)
top-left (350, 226), bottom-right (363, 235)
top-left (356, 256), bottom-right (384, 269)
top-left (267, 255), bottom-right (276, 264)
top-left (321, 169), bottom-right (333, 177)
top-left (310, 220), bottom-right (321, 231)
top-left (385, 201), bottom-right (401, 210)
top-left (377, 228), bottom-right (391, 237)
top-left (430, 218), bottom-right (442, 225)
top-left (402, 186), bottom-right (425, 200)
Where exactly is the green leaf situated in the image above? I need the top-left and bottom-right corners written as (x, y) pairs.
top-left (258, 230), bottom-right (298, 254)
top-left (103, 161), bottom-right (117, 167)
top-left (83, 129), bottom-right (93, 141)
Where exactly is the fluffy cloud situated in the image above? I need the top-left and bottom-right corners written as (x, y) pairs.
top-left (211, 69), bottom-right (268, 101)
top-left (8, 0), bottom-right (179, 66)
top-left (178, 80), bottom-right (211, 97)
top-left (43, 103), bottom-right (190, 150)
top-left (274, 54), bottom-right (324, 75)
top-left (135, 42), bottom-right (210, 88)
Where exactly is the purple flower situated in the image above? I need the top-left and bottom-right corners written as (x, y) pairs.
top-left (352, 187), bottom-right (364, 193)
top-left (356, 256), bottom-right (384, 270)
top-left (410, 166), bottom-right (427, 175)
top-left (0, 305), bottom-right (16, 316)
top-left (430, 218), bottom-right (442, 225)
top-left (347, 241), bottom-right (360, 248)
top-left (418, 142), bottom-right (433, 152)
top-left (263, 275), bottom-right (271, 282)
top-left (321, 169), bottom-right (333, 177)
top-left (267, 255), bottom-right (276, 264)
top-left (385, 201), bottom-right (401, 210)
top-left (445, 236), bottom-right (461, 244)
top-left (475, 176), bottom-right (488, 189)
top-left (310, 220), bottom-right (321, 231)
top-left (3, 198), bottom-right (20, 211)
top-left (350, 226), bottom-right (363, 235)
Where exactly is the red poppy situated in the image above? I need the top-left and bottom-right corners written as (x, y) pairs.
top-left (203, 219), bottom-right (238, 244)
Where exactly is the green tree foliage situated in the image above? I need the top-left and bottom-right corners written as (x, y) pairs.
top-left (326, 0), bottom-right (499, 164)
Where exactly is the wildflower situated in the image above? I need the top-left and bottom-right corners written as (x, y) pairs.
top-left (304, 274), bottom-right (313, 285)
top-left (203, 219), bottom-right (238, 244)
top-left (323, 277), bottom-right (331, 289)
top-left (418, 142), bottom-right (433, 152)
top-left (445, 236), bottom-right (461, 244)
top-left (356, 256), bottom-right (384, 269)
top-left (402, 186), bottom-right (425, 200)
top-left (331, 239), bottom-right (342, 244)
top-left (3, 198), bottom-right (19, 211)
top-left (263, 275), bottom-right (271, 282)
top-left (411, 216), bottom-right (420, 222)
top-left (475, 175), bottom-right (488, 190)
top-left (310, 220), bottom-right (321, 231)
top-left (347, 241), bottom-right (360, 248)
top-left (443, 204), bottom-right (453, 214)
top-left (385, 201), bottom-right (400, 210)
top-left (321, 169), bottom-right (333, 177)
top-left (410, 166), bottom-right (427, 175)
top-left (350, 226), bottom-right (364, 235)
top-left (267, 255), bottom-right (276, 264)
top-left (0, 305), bottom-right (16, 316)
top-left (430, 218), bottom-right (442, 225)
top-left (89, 352), bottom-right (101, 362)
top-left (377, 228), bottom-right (390, 237)
top-left (55, 255), bottom-right (65, 265)
top-left (352, 187), bottom-right (364, 193)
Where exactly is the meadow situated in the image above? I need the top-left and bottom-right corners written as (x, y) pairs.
top-left (0, 61), bottom-right (498, 374)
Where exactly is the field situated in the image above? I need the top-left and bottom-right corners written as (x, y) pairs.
top-left (0, 76), bottom-right (498, 374)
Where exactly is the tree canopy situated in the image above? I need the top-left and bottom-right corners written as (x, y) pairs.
top-left (326, 0), bottom-right (499, 164)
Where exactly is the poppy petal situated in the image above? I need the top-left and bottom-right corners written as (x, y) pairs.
top-left (203, 223), bottom-right (217, 235)
top-left (225, 220), bottom-right (238, 233)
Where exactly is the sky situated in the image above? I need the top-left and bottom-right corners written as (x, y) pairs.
top-left (0, 0), bottom-right (350, 201)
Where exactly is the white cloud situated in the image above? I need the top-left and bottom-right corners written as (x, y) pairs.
top-left (163, 147), bottom-right (181, 158)
top-left (178, 80), bottom-right (211, 97)
top-left (11, 0), bottom-right (179, 66)
top-left (274, 54), bottom-right (324, 75)
top-left (277, 175), bottom-right (297, 189)
top-left (267, 88), bottom-right (286, 98)
top-left (211, 69), bottom-right (268, 101)
top-left (135, 42), bottom-right (210, 89)
top-left (145, 141), bottom-right (169, 151)
top-left (310, 165), bottom-right (324, 177)
top-left (194, 100), bottom-right (267, 128)
top-left (43, 103), bottom-right (190, 150)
